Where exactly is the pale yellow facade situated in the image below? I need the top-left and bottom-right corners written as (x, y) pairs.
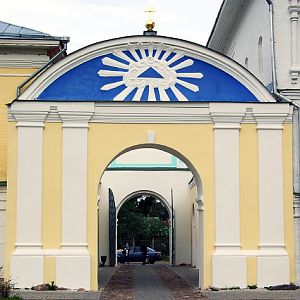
top-left (2, 35), bottom-right (295, 290)
top-left (0, 67), bottom-right (37, 181)
top-left (5, 121), bottom-right (294, 289)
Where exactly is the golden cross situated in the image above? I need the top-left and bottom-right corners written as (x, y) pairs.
top-left (145, 5), bottom-right (156, 31)
top-left (145, 5), bottom-right (156, 18)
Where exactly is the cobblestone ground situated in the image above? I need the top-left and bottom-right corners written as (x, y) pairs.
top-left (154, 265), bottom-right (207, 299)
top-left (100, 263), bottom-right (206, 300)
top-left (100, 264), bottom-right (134, 300)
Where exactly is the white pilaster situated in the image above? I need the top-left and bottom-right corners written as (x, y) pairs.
top-left (10, 110), bottom-right (47, 288)
top-left (257, 124), bottom-right (284, 248)
top-left (293, 108), bottom-right (300, 284)
top-left (60, 112), bottom-right (92, 247)
top-left (214, 123), bottom-right (241, 249)
top-left (0, 186), bottom-right (6, 271)
top-left (254, 109), bottom-right (289, 286)
top-left (289, 2), bottom-right (300, 83)
top-left (294, 197), bottom-right (300, 284)
top-left (210, 104), bottom-right (246, 288)
top-left (196, 197), bottom-right (204, 289)
top-left (16, 122), bottom-right (44, 246)
top-left (58, 109), bottom-right (93, 290)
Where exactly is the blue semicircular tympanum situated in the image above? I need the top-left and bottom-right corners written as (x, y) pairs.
top-left (37, 47), bottom-right (258, 102)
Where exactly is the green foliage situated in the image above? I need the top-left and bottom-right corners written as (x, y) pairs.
top-left (117, 195), bottom-right (169, 249)
top-left (46, 281), bottom-right (58, 291)
top-left (143, 217), bottom-right (169, 238)
top-left (0, 280), bottom-right (12, 298)
top-left (0, 297), bottom-right (23, 300)
top-left (247, 284), bottom-right (257, 289)
top-left (0, 278), bottom-right (14, 298)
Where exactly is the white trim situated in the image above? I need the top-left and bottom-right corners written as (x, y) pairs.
top-left (16, 122), bottom-right (44, 128)
top-left (0, 73), bottom-right (32, 77)
top-left (146, 130), bottom-right (156, 143)
top-left (8, 101), bottom-right (291, 125)
top-left (213, 249), bottom-right (288, 256)
top-left (0, 57), bottom-right (49, 68)
top-left (18, 36), bottom-right (275, 103)
top-left (12, 247), bottom-right (89, 256)
top-left (0, 39), bottom-right (61, 48)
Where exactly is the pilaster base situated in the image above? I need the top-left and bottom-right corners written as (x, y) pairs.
top-left (10, 255), bottom-right (43, 288)
top-left (212, 255), bottom-right (246, 288)
top-left (56, 255), bottom-right (90, 289)
top-left (257, 255), bottom-right (289, 287)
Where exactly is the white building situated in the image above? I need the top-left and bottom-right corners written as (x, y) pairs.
top-left (207, 0), bottom-right (300, 284)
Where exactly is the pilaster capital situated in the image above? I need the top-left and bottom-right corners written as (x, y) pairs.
top-left (289, 5), bottom-right (300, 15)
top-left (209, 103), bottom-right (244, 126)
top-left (196, 197), bottom-right (204, 211)
top-left (58, 103), bottom-right (94, 127)
top-left (253, 112), bottom-right (289, 128)
top-left (9, 110), bottom-right (48, 126)
top-left (60, 112), bottom-right (93, 128)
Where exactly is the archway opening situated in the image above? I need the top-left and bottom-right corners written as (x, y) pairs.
top-left (117, 192), bottom-right (170, 264)
top-left (97, 145), bottom-right (204, 287)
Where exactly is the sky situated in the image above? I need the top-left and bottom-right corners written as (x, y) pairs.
top-left (1, 0), bottom-right (223, 53)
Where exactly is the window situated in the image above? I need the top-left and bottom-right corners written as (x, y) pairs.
top-left (245, 57), bottom-right (249, 69)
top-left (258, 36), bottom-right (263, 73)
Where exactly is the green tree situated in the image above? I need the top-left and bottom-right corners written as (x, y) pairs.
top-left (117, 195), bottom-right (169, 250)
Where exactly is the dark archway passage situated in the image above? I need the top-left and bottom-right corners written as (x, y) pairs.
top-left (117, 193), bottom-right (171, 264)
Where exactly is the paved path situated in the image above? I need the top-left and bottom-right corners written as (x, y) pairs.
top-left (13, 264), bottom-right (300, 299)
top-left (100, 263), bottom-right (205, 300)
top-left (133, 264), bottom-right (173, 300)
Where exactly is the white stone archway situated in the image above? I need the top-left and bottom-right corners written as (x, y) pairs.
top-left (97, 144), bottom-right (204, 287)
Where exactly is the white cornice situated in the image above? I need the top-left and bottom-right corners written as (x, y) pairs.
top-left (92, 102), bottom-right (212, 123)
top-left (0, 39), bottom-right (61, 48)
top-left (7, 101), bottom-right (291, 125)
top-left (0, 53), bottom-right (49, 68)
top-left (17, 36), bottom-right (275, 103)
top-left (0, 73), bottom-right (33, 77)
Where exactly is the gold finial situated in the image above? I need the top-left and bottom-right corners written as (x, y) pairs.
top-left (145, 5), bottom-right (156, 31)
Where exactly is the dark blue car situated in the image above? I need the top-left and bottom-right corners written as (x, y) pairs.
top-left (117, 246), bottom-right (162, 264)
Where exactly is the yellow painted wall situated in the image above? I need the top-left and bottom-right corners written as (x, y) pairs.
top-left (4, 122), bottom-right (18, 279)
top-left (0, 68), bottom-right (37, 182)
top-left (44, 256), bottom-right (56, 283)
top-left (246, 257), bottom-right (257, 285)
top-left (87, 123), bottom-right (215, 289)
top-left (42, 123), bottom-right (62, 249)
top-left (5, 120), bottom-right (295, 289)
top-left (240, 124), bottom-right (259, 251)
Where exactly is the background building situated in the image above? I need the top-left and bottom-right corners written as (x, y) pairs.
top-left (0, 21), bottom-right (69, 270)
top-left (207, 0), bottom-right (300, 284)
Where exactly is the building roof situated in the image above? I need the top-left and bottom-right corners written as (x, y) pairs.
top-left (206, 0), bottom-right (248, 51)
top-left (0, 21), bottom-right (69, 42)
